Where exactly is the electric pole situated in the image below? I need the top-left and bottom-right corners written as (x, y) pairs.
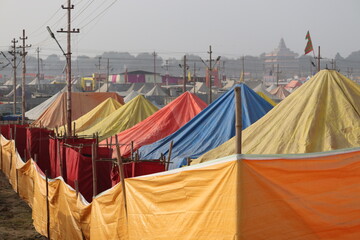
top-left (193, 62), bottom-right (197, 94)
top-left (57, 0), bottom-right (80, 136)
top-left (179, 55), bottom-right (188, 93)
top-left (106, 58), bottom-right (111, 92)
top-left (152, 51), bottom-right (157, 85)
top-left (209, 46), bottom-right (213, 103)
top-left (19, 29), bottom-right (31, 125)
top-left (9, 38), bottom-right (19, 115)
top-left (36, 47), bottom-right (41, 91)
top-left (316, 46), bottom-right (321, 72)
top-left (276, 64), bottom-right (280, 86)
top-left (95, 56), bottom-right (102, 91)
top-left (241, 56), bottom-right (245, 82)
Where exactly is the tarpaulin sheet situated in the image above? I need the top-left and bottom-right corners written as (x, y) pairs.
top-left (269, 85), bottom-right (290, 99)
top-left (48, 137), bottom-right (96, 179)
top-left (65, 146), bottom-right (112, 202)
top-left (2, 133), bottom-right (360, 239)
top-left (31, 92), bottom-right (124, 128)
top-left (105, 91), bottom-right (207, 158)
top-left (26, 127), bottom-right (53, 173)
top-left (10, 124), bottom-right (28, 159)
top-left (111, 161), bottom-right (166, 185)
top-left (78, 95), bottom-right (158, 141)
top-left (0, 124), bottom-right (10, 139)
top-left (195, 70), bottom-right (360, 163)
top-left (58, 97), bottom-right (123, 135)
top-left (138, 83), bottom-right (273, 169)
top-left (25, 92), bottom-right (61, 120)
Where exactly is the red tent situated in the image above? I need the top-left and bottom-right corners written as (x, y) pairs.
top-left (285, 80), bottom-right (302, 89)
top-left (103, 92), bottom-right (207, 158)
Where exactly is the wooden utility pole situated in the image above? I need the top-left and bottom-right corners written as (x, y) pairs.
top-left (208, 46), bottom-right (213, 104)
top-left (36, 47), bottom-right (41, 90)
top-left (106, 58), bottom-right (110, 92)
top-left (182, 55), bottom-right (187, 93)
top-left (152, 51), bottom-right (157, 85)
top-left (276, 64), bottom-right (279, 86)
top-left (317, 46), bottom-right (321, 72)
top-left (241, 56), bottom-right (245, 82)
top-left (95, 56), bottom-right (102, 91)
top-left (57, 0), bottom-right (80, 136)
top-left (193, 62), bottom-right (197, 94)
top-left (19, 29), bottom-right (31, 125)
top-left (9, 38), bottom-right (18, 114)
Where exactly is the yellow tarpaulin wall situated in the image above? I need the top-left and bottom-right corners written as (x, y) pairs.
top-left (78, 95), bottom-right (158, 141)
top-left (1, 134), bottom-right (360, 239)
top-left (57, 97), bottom-right (123, 135)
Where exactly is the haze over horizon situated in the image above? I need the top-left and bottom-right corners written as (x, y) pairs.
top-left (0, 0), bottom-right (359, 60)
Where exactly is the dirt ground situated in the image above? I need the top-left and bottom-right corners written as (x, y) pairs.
top-left (0, 171), bottom-right (47, 240)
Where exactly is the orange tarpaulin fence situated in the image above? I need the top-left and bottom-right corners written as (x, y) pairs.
top-left (1, 134), bottom-right (360, 239)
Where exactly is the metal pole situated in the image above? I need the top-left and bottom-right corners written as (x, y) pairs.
top-left (235, 87), bottom-right (242, 154)
top-left (20, 29), bottom-right (31, 125)
top-left (91, 143), bottom-right (97, 197)
top-left (11, 38), bottom-right (18, 115)
top-left (45, 170), bottom-right (51, 240)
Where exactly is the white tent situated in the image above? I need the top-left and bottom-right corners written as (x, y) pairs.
top-left (145, 85), bottom-right (168, 96)
top-left (25, 91), bottom-right (61, 120)
top-left (123, 90), bottom-right (140, 103)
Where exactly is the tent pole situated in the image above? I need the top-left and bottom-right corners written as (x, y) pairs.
top-left (166, 140), bottom-right (174, 171)
top-left (91, 143), bottom-right (98, 198)
top-left (115, 135), bottom-right (128, 215)
top-left (45, 170), bottom-right (51, 240)
top-left (235, 87), bottom-right (242, 154)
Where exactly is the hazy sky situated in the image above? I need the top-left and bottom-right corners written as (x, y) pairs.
top-left (1, 0), bottom-right (359, 60)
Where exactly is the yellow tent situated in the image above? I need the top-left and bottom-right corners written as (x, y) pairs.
top-left (78, 95), bottom-right (158, 140)
top-left (256, 91), bottom-right (277, 106)
top-left (194, 70), bottom-right (360, 164)
top-left (57, 97), bottom-right (123, 135)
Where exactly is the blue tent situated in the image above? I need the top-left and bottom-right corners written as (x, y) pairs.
top-left (138, 83), bottom-right (273, 169)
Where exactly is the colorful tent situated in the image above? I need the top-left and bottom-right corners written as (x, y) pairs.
top-left (269, 85), bottom-right (290, 99)
top-left (138, 83), bottom-right (273, 169)
top-left (194, 70), bottom-right (360, 163)
top-left (253, 83), bottom-right (279, 106)
top-left (266, 83), bottom-right (277, 92)
top-left (285, 80), bottom-right (302, 90)
top-left (78, 95), bottom-right (158, 141)
top-left (105, 91), bottom-right (207, 158)
top-left (58, 98), bottom-right (123, 135)
top-left (31, 92), bottom-right (124, 128)
top-left (25, 92), bottom-right (61, 120)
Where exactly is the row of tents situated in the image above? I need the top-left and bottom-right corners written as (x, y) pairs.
top-left (1, 69), bottom-right (359, 239)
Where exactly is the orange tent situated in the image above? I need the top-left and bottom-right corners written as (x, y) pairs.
top-left (104, 91), bottom-right (207, 158)
top-left (31, 92), bottom-right (124, 128)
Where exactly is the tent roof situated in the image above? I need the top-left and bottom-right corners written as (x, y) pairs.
top-left (124, 90), bottom-right (140, 103)
top-left (31, 92), bottom-right (124, 128)
top-left (137, 84), bottom-right (155, 94)
top-left (138, 84), bottom-right (273, 169)
top-left (58, 97), bottom-right (123, 135)
top-left (194, 70), bottom-right (360, 163)
top-left (78, 95), bottom-right (158, 140)
top-left (145, 84), bottom-right (169, 96)
top-left (266, 84), bottom-right (277, 92)
top-left (190, 82), bottom-right (209, 93)
top-left (285, 80), bottom-right (302, 89)
top-left (25, 92), bottom-right (61, 120)
top-left (105, 91), bottom-right (207, 158)
top-left (253, 83), bottom-right (280, 105)
top-left (269, 85), bottom-right (290, 99)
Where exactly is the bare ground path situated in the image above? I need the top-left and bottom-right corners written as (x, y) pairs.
top-left (0, 171), bottom-right (46, 240)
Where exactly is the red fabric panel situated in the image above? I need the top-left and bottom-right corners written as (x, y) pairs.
top-left (65, 146), bottom-right (112, 202)
top-left (10, 124), bottom-right (28, 159)
top-left (0, 125), bottom-right (10, 139)
top-left (26, 128), bottom-right (53, 173)
top-left (48, 138), bottom-right (58, 178)
top-left (111, 161), bottom-right (165, 186)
